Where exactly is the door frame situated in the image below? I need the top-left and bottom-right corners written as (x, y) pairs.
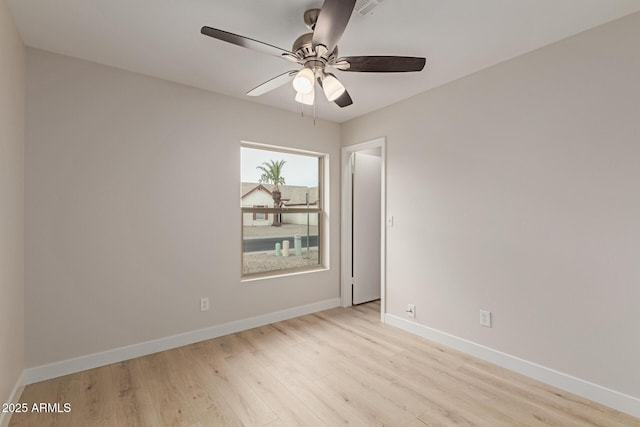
top-left (341, 137), bottom-right (386, 321)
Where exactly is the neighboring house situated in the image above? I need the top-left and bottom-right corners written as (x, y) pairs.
top-left (241, 183), bottom-right (319, 226)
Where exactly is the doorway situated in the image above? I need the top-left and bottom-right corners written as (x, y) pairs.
top-left (341, 138), bottom-right (386, 320)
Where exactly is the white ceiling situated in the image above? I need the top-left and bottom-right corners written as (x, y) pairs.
top-left (7, 0), bottom-right (640, 123)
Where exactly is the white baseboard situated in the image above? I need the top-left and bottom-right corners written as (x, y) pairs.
top-left (384, 314), bottom-right (640, 419)
top-left (24, 298), bottom-right (341, 385)
top-left (0, 371), bottom-right (26, 427)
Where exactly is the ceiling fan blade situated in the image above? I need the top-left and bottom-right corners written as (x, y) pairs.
top-left (317, 76), bottom-right (353, 108)
top-left (201, 26), bottom-right (295, 59)
top-left (247, 71), bottom-right (297, 97)
top-left (312, 0), bottom-right (356, 54)
top-left (336, 56), bottom-right (426, 72)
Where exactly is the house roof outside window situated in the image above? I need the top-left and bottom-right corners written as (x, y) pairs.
top-left (241, 183), bottom-right (319, 207)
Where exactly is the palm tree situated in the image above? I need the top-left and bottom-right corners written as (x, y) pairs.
top-left (257, 160), bottom-right (286, 226)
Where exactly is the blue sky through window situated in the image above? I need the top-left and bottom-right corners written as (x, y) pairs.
top-left (241, 146), bottom-right (319, 187)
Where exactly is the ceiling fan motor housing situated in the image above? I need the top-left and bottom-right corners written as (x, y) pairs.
top-left (292, 33), bottom-right (314, 57)
top-left (292, 31), bottom-right (338, 72)
top-left (303, 9), bottom-right (321, 30)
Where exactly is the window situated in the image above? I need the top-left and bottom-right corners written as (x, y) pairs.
top-left (253, 205), bottom-right (268, 221)
top-left (241, 143), bottom-right (324, 277)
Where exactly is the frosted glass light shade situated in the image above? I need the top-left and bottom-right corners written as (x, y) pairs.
top-left (294, 88), bottom-right (315, 105)
top-left (322, 74), bottom-right (346, 101)
top-left (292, 68), bottom-right (315, 94)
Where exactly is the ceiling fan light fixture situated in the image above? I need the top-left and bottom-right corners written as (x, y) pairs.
top-left (292, 68), bottom-right (315, 94)
top-left (201, 1), bottom-right (426, 110)
top-left (322, 74), bottom-right (346, 101)
top-left (295, 87), bottom-right (315, 105)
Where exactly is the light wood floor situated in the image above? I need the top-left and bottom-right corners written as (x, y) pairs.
top-left (9, 301), bottom-right (640, 426)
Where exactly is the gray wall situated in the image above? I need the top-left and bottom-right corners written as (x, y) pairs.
top-left (0, 0), bottom-right (25, 407)
top-left (342, 13), bottom-right (640, 398)
top-left (25, 49), bottom-right (341, 367)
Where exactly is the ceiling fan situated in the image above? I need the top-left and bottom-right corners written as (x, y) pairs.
top-left (201, 0), bottom-right (426, 108)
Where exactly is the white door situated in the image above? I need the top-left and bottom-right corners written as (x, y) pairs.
top-left (352, 152), bottom-right (382, 304)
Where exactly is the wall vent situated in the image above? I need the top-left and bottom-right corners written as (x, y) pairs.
top-left (355, 0), bottom-right (384, 16)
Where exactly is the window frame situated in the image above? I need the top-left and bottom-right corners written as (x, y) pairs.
top-left (240, 142), bottom-right (326, 279)
top-left (253, 205), bottom-right (268, 221)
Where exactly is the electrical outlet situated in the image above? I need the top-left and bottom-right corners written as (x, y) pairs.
top-left (200, 297), bottom-right (210, 312)
top-left (406, 304), bottom-right (416, 318)
top-left (479, 310), bottom-right (492, 327)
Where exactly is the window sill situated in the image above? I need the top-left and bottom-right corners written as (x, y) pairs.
top-left (241, 265), bottom-right (328, 283)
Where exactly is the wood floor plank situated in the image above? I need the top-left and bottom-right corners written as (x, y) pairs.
top-left (8, 302), bottom-right (640, 427)
top-left (459, 360), bottom-right (634, 427)
top-left (186, 341), bottom-right (278, 426)
top-left (224, 352), bottom-right (327, 426)
top-left (110, 360), bottom-right (154, 427)
top-left (71, 365), bottom-right (118, 426)
top-left (298, 327), bottom-right (517, 426)
top-left (315, 370), bottom-right (415, 426)
top-left (168, 346), bottom-right (244, 427)
top-left (135, 351), bottom-right (198, 426)
top-left (262, 362), bottom-right (371, 427)
top-left (404, 418), bottom-right (429, 427)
